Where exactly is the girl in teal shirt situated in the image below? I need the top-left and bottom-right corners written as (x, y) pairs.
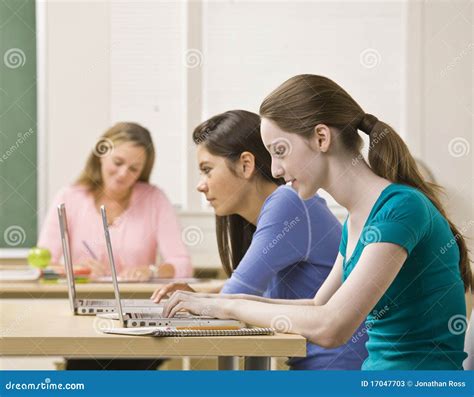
top-left (162, 74), bottom-right (472, 370)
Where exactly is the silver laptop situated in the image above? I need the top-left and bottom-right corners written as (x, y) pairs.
top-left (99, 205), bottom-right (244, 329)
top-left (57, 203), bottom-right (163, 315)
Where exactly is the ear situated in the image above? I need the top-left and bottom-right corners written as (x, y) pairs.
top-left (309, 124), bottom-right (332, 153)
top-left (239, 151), bottom-right (256, 179)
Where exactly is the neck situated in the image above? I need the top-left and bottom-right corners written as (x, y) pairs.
top-left (97, 186), bottom-right (133, 204)
top-left (321, 155), bottom-right (390, 215)
top-left (237, 180), bottom-right (278, 226)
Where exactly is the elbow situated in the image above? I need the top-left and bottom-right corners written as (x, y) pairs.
top-left (305, 312), bottom-right (351, 349)
top-left (307, 329), bottom-right (347, 349)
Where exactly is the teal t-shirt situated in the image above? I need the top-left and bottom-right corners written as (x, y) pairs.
top-left (341, 183), bottom-right (467, 370)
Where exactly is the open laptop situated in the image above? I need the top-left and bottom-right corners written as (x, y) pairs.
top-left (58, 203), bottom-right (163, 315)
top-left (98, 205), bottom-right (244, 329)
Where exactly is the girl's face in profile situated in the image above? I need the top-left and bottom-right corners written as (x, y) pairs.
top-left (195, 145), bottom-right (249, 216)
top-left (260, 118), bottom-right (324, 200)
top-left (100, 141), bottom-right (146, 196)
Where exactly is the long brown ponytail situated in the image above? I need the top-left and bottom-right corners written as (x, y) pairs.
top-left (260, 74), bottom-right (472, 291)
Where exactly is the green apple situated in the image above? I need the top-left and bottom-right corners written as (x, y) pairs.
top-left (27, 247), bottom-right (52, 269)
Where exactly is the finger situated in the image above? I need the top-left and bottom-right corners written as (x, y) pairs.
top-left (151, 284), bottom-right (174, 303)
top-left (150, 285), bottom-right (169, 301)
top-left (168, 301), bottom-right (186, 318)
top-left (153, 288), bottom-right (169, 303)
top-left (163, 291), bottom-right (186, 317)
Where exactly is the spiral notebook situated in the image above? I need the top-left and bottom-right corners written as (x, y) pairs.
top-left (102, 326), bottom-right (275, 337)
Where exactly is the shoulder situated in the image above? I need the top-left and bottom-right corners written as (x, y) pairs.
top-left (375, 184), bottom-right (431, 220)
top-left (57, 184), bottom-right (92, 201)
top-left (257, 186), bottom-right (308, 229)
top-left (258, 185), bottom-right (305, 220)
top-left (134, 182), bottom-right (164, 198)
top-left (132, 182), bottom-right (174, 208)
top-left (264, 185), bottom-right (303, 208)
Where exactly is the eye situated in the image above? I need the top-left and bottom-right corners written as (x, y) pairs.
top-left (113, 159), bottom-right (123, 166)
top-left (200, 167), bottom-right (211, 175)
top-left (129, 167), bottom-right (138, 173)
top-left (271, 139), bottom-right (292, 159)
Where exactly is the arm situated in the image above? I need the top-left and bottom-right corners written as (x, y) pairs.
top-left (217, 242), bottom-right (343, 305)
top-left (312, 253), bottom-right (343, 306)
top-left (163, 242), bottom-right (407, 348)
top-left (221, 187), bottom-right (308, 295)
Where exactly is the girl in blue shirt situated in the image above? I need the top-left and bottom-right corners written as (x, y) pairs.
top-left (162, 76), bottom-right (472, 370)
top-left (152, 110), bottom-right (368, 369)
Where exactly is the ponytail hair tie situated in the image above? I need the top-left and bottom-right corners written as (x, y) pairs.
top-left (358, 113), bottom-right (378, 135)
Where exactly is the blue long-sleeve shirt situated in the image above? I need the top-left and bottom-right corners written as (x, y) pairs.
top-left (222, 185), bottom-right (368, 369)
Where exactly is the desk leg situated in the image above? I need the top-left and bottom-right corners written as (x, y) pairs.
top-left (218, 356), bottom-right (238, 370)
top-left (244, 356), bottom-right (271, 370)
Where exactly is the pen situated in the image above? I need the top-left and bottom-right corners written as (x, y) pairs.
top-left (82, 240), bottom-right (98, 260)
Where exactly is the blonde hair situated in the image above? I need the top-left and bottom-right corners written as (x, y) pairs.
top-left (76, 122), bottom-right (155, 192)
top-left (260, 74), bottom-right (472, 291)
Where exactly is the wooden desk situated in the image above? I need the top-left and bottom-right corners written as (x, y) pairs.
top-left (0, 299), bottom-right (306, 370)
top-left (0, 279), bottom-right (225, 299)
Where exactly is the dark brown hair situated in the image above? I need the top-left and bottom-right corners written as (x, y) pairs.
top-left (193, 110), bottom-right (284, 276)
top-left (76, 122), bottom-right (155, 193)
top-left (260, 74), bottom-right (472, 291)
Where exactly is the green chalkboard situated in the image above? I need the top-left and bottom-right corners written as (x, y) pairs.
top-left (0, 0), bottom-right (37, 249)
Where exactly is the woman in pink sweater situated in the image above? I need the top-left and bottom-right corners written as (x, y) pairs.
top-left (38, 122), bottom-right (192, 281)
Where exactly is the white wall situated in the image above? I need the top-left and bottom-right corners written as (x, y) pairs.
top-left (35, 0), bottom-right (473, 266)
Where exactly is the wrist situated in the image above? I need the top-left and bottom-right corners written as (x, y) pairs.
top-left (221, 299), bottom-right (236, 319)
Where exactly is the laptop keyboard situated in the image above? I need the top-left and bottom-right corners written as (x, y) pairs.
top-left (81, 299), bottom-right (115, 306)
top-left (79, 299), bottom-right (162, 307)
top-left (129, 312), bottom-right (196, 319)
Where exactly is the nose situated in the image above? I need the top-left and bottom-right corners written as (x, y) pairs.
top-left (118, 166), bottom-right (128, 178)
top-left (196, 177), bottom-right (208, 193)
top-left (271, 158), bottom-right (284, 179)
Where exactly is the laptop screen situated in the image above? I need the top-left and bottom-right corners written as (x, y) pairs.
top-left (100, 205), bottom-right (127, 326)
top-left (57, 203), bottom-right (76, 314)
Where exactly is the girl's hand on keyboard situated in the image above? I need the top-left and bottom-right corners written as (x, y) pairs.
top-left (150, 282), bottom-right (195, 303)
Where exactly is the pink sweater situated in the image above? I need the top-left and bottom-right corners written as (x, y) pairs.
top-left (38, 182), bottom-right (192, 277)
